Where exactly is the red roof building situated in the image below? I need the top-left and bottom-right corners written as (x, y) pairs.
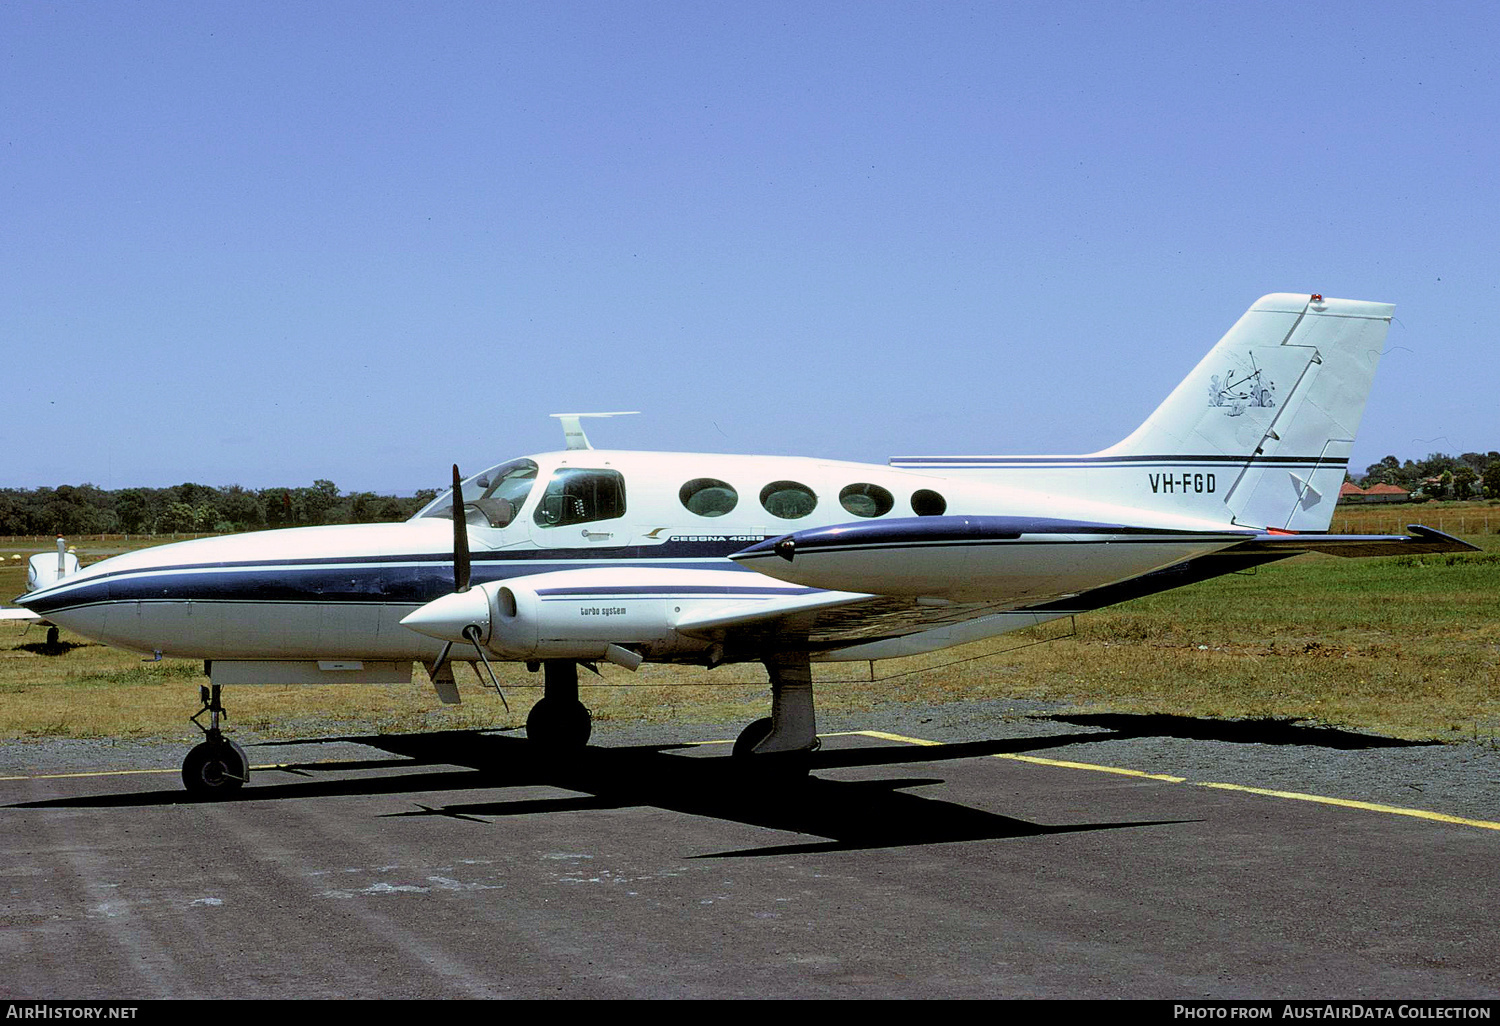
top-left (1341, 481), bottom-right (1410, 503)
top-left (1363, 483), bottom-right (1410, 502)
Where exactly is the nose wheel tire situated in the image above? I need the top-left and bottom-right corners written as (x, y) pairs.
top-left (525, 697), bottom-right (593, 750)
top-left (182, 739), bottom-right (249, 796)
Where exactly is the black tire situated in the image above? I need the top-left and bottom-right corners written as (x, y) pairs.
top-left (732, 717), bottom-right (775, 758)
top-left (731, 717), bottom-right (811, 782)
top-left (182, 740), bottom-right (249, 796)
top-left (526, 697), bottom-right (593, 749)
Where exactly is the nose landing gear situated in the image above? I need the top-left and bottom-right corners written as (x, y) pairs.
top-left (525, 660), bottom-right (593, 750)
top-left (182, 685), bottom-right (248, 796)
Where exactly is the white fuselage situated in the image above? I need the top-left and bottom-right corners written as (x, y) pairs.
top-left (17, 448), bottom-right (1249, 666)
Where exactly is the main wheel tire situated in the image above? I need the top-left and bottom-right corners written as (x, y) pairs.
top-left (732, 717), bottom-right (775, 758)
top-left (182, 740), bottom-right (249, 796)
top-left (526, 697), bottom-right (593, 749)
top-left (731, 717), bottom-right (811, 782)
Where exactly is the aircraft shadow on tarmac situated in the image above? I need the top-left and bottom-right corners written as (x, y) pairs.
top-left (6, 728), bottom-right (1195, 857)
top-left (1044, 712), bottom-right (1439, 749)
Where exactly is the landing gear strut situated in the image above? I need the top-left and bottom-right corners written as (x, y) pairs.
top-left (525, 660), bottom-right (592, 750)
top-left (732, 651), bottom-right (818, 780)
top-left (182, 684), bottom-right (248, 796)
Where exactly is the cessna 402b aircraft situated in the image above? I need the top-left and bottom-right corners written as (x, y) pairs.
top-left (8, 293), bottom-right (1476, 796)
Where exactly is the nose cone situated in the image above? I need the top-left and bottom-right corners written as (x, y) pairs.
top-left (400, 588), bottom-right (491, 643)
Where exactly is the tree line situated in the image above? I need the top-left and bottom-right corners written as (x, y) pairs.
top-left (1357, 451), bottom-right (1500, 501)
top-left (2, 449), bottom-right (1496, 537)
top-left (0, 481), bottom-right (440, 536)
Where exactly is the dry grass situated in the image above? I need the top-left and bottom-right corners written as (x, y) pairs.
top-left (1329, 498), bottom-right (1500, 537)
top-left (2, 519), bottom-right (1496, 744)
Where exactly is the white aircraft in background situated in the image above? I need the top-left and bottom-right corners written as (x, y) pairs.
top-left (0, 537), bottom-right (82, 650)
top-left (0, 537), bottom-right (82, 613)
top-left (9, 293), bottom-right (1475, 796)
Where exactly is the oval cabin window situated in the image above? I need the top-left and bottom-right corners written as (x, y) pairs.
top-left (760, 481), bottom-right (817, 520)
top-left (839, 483), bottom-right (894, 518)
top-left (680, 478), bottom-right (739, 518)
top-left (911, 489), bottom-right (947, 516)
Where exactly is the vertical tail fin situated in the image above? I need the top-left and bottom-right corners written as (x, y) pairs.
top-left (1101, 293), bottom-right (1393, 531)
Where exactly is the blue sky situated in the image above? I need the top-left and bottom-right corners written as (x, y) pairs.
top-left (5, 1), bottom-right (1497, 494)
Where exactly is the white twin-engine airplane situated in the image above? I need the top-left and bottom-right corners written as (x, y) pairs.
top-left (11, 293), bottom-right (1476, 796)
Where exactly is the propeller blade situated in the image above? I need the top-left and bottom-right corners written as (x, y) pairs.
top-left (452, 464), bottom-right (471, 593)
top-left (428, 639), bottom-right (454, 681)
top-left (464, 624), bottom-right (509, 712)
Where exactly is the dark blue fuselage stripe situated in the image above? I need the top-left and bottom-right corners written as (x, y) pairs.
top-left (535, 585), bottom-right (817, 597)
top-left (23, 538), bottom-right (763, 593)
top-left (18, 559), bottom-right (749, 616)
top-left (890, 454), bottom-right (1346, 466)
top-left (734, 537), bottom-right (1233, 561)
top-left (15, 536), bottom-right (775, 616)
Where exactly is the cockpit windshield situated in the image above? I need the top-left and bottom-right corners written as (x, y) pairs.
top-left (412, 459), bottom-right (539, 529)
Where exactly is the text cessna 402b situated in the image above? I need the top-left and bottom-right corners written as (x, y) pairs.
top-left (10, 293), bottom-right (1476, 796)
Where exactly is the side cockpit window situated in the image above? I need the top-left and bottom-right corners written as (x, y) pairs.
top-left (469, 461), bottom-right (539, 528)
top-left (534, 468), bottom-right (627, 528)
top-left (416, 459), bottom-right (537, 528)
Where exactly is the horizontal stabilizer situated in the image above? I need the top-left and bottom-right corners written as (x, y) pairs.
top-left (1235, 524), bottom-right (1479, 558)
top-left (0, 607), bottom-right (43, 622)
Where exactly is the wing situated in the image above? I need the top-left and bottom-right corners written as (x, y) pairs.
top-left (716, 521), bottom-right (1480, 659)
top-left (680, 588), bottom-right (1040, 656)
top-left (401, 524), bottom-right (1479, 668)
top-left (399, 565), bottom-right (1028, 665)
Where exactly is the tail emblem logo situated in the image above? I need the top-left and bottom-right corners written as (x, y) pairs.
top-left (1208, 353), bottom-right (1277, 417)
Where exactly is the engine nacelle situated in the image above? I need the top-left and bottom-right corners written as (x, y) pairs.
top-left (402, 566), bottom-right (824, 664)
top-left (486, 573), bottom-right (683, 660)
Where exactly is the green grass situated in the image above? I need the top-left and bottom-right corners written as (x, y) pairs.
top-left (2, 525), bottom-right (1496, 744)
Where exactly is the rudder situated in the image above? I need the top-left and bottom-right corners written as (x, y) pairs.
top-left (1101, 293), bottom-right (1393, 531)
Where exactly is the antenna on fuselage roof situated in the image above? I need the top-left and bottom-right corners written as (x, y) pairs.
top-left (549, 411), bottom-right (640, 450)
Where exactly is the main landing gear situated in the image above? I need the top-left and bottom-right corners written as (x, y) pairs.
top-left (522, 653), bottom-right (817, 779)
top-left (731, 651), bottom-right (819, 780)
top-left (182, 684), bottom-right (249, 796)
top-left (525, 660), bottom-right (593, 750)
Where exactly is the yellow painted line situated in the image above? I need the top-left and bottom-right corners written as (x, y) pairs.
top-left (1, 762), bottom-right (304, 783)
top-left (852, 730), bottom-right (1500, 833)
top-left (1, 767), bottom-right (179, 781)
top-left (1193, 781), bottom-right (1500, 832)
top-left (692, 730), bottom-right (902, 747)
top-left (860, 731), bottom-right (1187, 781)
top-left (854, 730), bottom-right (942, 746)
top-left (996, 754), bottom-right (1187, 783)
